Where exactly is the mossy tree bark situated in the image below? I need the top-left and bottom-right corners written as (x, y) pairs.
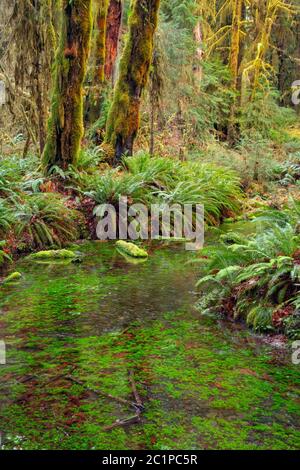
top-left (94, 0), bottom-right (110, 84)
top-left (86, 0), bottom-right (109, 123)
top-left (227, 0), bottom-right (242, 144)
top-left (105, 0), bottom-right (160, 161)
top-left (105, 0), bottom-right (123, 83)
top-left (42, 0), bottom-right (92, 173)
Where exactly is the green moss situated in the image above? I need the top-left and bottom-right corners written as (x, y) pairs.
top-left (42, 0), bottom-right (92, 173)
top-left (105, 0), bottom-right (161, 159)
top-left (116, 240), bottom-right (148, 258)
top-left (94, 0), bottom-right (109, 84)
top-left (28, 250), bottom-right (78, 260)
top-left (0, 242), bottom-right (299, 450)
top-left (2, 272), bottom-right (22, 285)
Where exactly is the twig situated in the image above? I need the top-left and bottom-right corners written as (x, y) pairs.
top-left (65, 376), bottom-right (137, 409)
top-left (128, 370), bottom-right (144, 409)
top-left (103, 414), bottom-right (141, 431)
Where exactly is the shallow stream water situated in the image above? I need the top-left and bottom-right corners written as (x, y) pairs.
top-left (0, 241), bottom-right (299, 449)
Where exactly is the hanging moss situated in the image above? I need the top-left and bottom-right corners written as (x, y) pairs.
top-left (42, 0), bottom-right (92, 173)
top-left (105, 0), bottom-right (161, 161)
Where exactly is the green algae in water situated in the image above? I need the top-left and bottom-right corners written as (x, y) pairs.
top-left (0, 242), bottom-right (299, 450)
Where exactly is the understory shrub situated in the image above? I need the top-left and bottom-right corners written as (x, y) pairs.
top-left (196, 201), bottom-right (300, 338)
top-left (13, 193), bottom-right (80, 249)
top-left (86, 153), bottom-right (243, 226)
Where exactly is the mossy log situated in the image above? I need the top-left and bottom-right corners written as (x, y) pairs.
top-left (105, 0), bottom-right (160, 161)
top-left (42, 0), bottom-right (92, 172)
top-left (116, 241), bottom-right (148, 258)
top-left (2, 272), bottom-right (22, 285)
top-left (28, 250), bottom-right (78, 260)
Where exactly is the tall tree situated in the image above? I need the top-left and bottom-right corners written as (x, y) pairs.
top-left (42, 0), bottom-right (92, 172)
top-left (1, 0), bottom-right (55, 156)
top-left (242, 0), bottom-right (294, 102)
top-left (94, 0), bottom-right (110, 85)
top-left (85, 0), bottom-right (109, 123)
top-left (105, 0), bottom-right (161, 161)
top-left (105, 0), bottom-right (123, 83)
top-left (227, 0), bottom-right (242, 142)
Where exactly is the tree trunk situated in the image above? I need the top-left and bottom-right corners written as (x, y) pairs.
top-left (95, 0), bottom-right (110, 84)
top-left (42, 0), bottom-right (92, 172)
top-left (193, 19), bottom-right (203, 84)
top-left (105, 0), bottom-right (160, 161)
top-left (85, 0), bottom-right (109, 123)
top-left (105, 0), bottom-right (123, 84)
top-left (227, 0), bottom-right (242, 144)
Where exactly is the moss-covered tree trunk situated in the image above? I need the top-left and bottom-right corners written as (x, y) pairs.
top-left (227, 0), bottom-right (242, 144)
top-left (105, 0), bottom-right (160, 161)
top-left (86, 0), bottom-right (109, 123)
top-left (42, 0), bottom-right (92, 172)
top-left (94, 0), bottom-right (110, 84)
top-left (105, 0), bottom-right (123, 83)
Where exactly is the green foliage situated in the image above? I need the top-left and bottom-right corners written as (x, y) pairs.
top-left (196, 203), bottom-right (300, 335)
top-left (86, 153), bottom-right (242, 225)
top-left (239, 90), bottom-right (296, 141)
top-left (247, 306), bottom-right (274, 332)
top-left (14, 193), bottom-right (80, 249)
top-left (272, 152), bottom-right (300, 187)
top-left (87, 170), bottom-right (145, 205)
top-left (0, 241), bottom-right (12, 267)
top-left (0, 155), bottom-right (39, 197)
top-left (76, 147), bottom-right (104, 171)
top-left (161, 0), bottom-right (198, 30)
top-left (0, 199), bottom-right (14, 237)
top-left (192, 60), bottom-right (235, 136)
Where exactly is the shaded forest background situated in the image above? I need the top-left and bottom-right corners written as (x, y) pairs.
top-left (0, 0), bottom-right (299, 171)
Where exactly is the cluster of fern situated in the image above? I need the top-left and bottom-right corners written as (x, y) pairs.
top-left (0, 154), bottom-right (81, 265)
top-left (196, 201), bottom-right (300, 339)
top-left (84, 153), bottom-right (243, 227)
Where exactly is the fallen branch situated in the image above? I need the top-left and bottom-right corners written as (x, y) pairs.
top-left (65, 376), bottom-right (138, 409)
top-left (103, 414), bottom-right (141, 431)
top-left (128, 370), bottom-right (144, 409)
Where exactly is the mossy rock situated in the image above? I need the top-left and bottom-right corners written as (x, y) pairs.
top-left (116, 241), bottom-right (148, 259)
top-left (28, 250), bottom-right (78, 260)
top-left (2, 272), bottom-right (22, 285)
top-left (117, 251), bottom-right (148, 265)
